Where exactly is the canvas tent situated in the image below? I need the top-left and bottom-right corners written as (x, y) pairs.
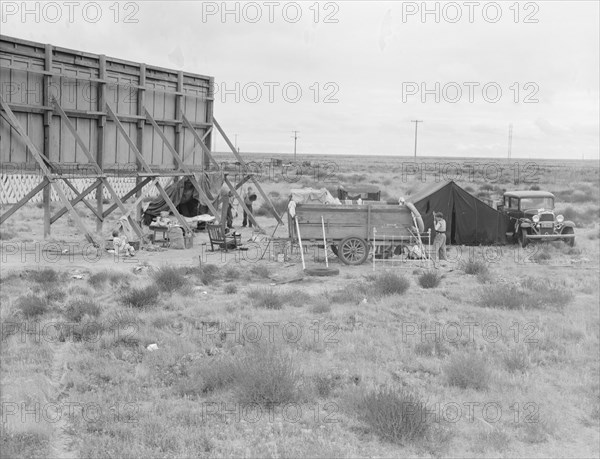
top-left (408, 180), bottom-right (510, 245)
top-left (142, 173), bottom-right (224, 225)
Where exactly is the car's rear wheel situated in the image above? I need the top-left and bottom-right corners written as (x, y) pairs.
top-left (562, 227), bottom-right (575, 247)
top-left (519, 229), bottom-right (529, 248)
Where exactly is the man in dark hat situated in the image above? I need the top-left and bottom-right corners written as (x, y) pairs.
top-left (242, 186), bottom-right (257, 228)
top-left (433, 211), bottom-right (448, 263)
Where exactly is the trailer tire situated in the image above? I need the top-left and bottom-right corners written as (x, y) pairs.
top-left (338, 236), bottom-right (369, 265)
top-left (304, 267), bottom-right (339, 277)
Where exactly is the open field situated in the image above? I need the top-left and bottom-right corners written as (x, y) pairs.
top-left (1, 156), bottom-right (599, 458)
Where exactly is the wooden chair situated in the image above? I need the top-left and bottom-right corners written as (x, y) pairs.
top-left (207, 224), bottom-right (238, 251)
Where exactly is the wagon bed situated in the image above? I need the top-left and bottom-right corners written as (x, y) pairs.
top-left (288, 203), bottom-right (428, 265)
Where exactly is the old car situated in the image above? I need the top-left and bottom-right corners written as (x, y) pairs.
top-left (498, 190), bottom-right (575, 247)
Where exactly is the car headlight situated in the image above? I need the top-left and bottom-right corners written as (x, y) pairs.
top-left (556, 214), bottom-right (564, 223)
top-left (532, 215), bottom-right (540, 223)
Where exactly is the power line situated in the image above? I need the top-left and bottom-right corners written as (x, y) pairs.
top-left (508, 123), bottom-right (513, 160)
top-left (411, 120), bottom-right (423, 158)
top-left (292, 130), bottom-right (299, 161)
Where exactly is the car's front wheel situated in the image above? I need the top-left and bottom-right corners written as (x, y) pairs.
top-left (562, 227), bottom-right (575, 247)
top-left (519, 229), bottom-right (529, 248)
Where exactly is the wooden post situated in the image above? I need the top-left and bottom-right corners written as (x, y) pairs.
top-left (136, 63), bottom-right (147, 228)
top-left (205, 76), bottom-right (215, 170)
top-left (43, 43), bottom-right (52, 237)
top-left (175, 71), bottom-right (183, 169)
top-left (96, 54), bottom-right (106, 233)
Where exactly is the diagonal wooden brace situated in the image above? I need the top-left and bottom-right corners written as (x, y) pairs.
top-left (213, 117), bottom-right (284, 225)
top-left (103, 177), bottom-right (152, 218)
top-left (51, 179), bottom-right (102, 224)
top-left (0, 178), bottom-right (49, 225)
top-left (145, 108), bottom-right (220, 222)
top-left (223, 174), bottom-right (261, 231)
top-left (53, 99), bottom-right (144, 241)
top-left (1, 96), bottom-right (98, 245)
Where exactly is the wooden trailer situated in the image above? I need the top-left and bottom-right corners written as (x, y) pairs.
top-left (288, 203), bottom-right (428, 265)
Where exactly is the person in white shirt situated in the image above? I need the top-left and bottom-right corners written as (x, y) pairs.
top-left (433, 212), bottom-right (448, 262)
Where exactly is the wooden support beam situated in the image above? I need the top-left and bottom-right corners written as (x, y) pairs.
top-left (102, 177), bottom-right (152, 217)
top-left (145, 108), bottom-right (220, 222)
top-left (101, 179), bottom-right (147, 238)
top-left (96, 54), bottom-right (106, 234)
top-left (154, 182), bottom-right (192, 234)
top-left (136, 63), bottom-right (146, 230)
top-left (0, 95), bottom-right (53, 177)
top-left (107, 102), bottom-right (191, 233)
top-left (51, 179), bottom-right (102, 224)
top-left (50, 180), bottom-right (99, 245)
top-left (213, 117), bottom-right (284, 225)
top-left (223, 174), bottom-right (261, 231)
top-left (181, 114), bottom-right (220, 169)
top-left (53, 99), bottom-right (144, 241)
top-left (106, 102), bottom-right (153, 171)
top-left (52, 98), bottom-right (102, 174)
top-left (43, 43), bottom-right (52, 237)
top-left (0, 179), bottom-right (49, 225)
top-left (0, 95), bottom-right (98, 245)
top-left (119, 178), bottom-right (159, 220)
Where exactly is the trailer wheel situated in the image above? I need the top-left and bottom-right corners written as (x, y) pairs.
top-left (338, 236), bottom-right (369, 265)
top-left (304, 267), bottom-right (339, 276)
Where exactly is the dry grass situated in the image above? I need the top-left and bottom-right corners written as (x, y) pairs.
top-left (347, 386), bottom-right (432, 445)
top-left (63, 298), bottom-right (101, 322)
top-left (233, 344), bottom-right (302, 406)
top-left (16, 294), bottom-right (48, 318)
top-left (1, 156), bottom-right (598, 458)
top-left (121, 285), bottom-right (160, 309)
top-left (152, 266), bottom-right (189, 293)
top-left (248, 287), bottom-right (284, 309)
top-left (418, 270), bottom-right (442, 288)
top-left (460, 258), bottom-right (489, 276)
top-left (444, 351), bottom-right (492, 390)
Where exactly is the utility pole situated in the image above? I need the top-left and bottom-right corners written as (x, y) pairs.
top-left (508, 123), bottom-right (513, 160)
top-left (292, 130), bottom-right (299, 161)
top-left (411, 120), bottom-right (422, 158)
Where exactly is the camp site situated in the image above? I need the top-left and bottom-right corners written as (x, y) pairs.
top-left (1, 5), bottom-right (599, 459)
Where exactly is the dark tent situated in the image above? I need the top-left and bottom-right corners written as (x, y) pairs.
top-left (142, 173), bottom-right (223, 225)
top-left (408, 180), bottom-right (510, 245)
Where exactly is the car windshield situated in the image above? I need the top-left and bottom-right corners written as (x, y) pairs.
top-left (520, 197), bottom-right (554, 210)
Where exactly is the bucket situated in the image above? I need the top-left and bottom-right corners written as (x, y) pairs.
top-left (184, 234), bottom-right (194, 249)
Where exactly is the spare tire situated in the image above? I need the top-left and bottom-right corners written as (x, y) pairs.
top-left (304, 267), bottom-right (339, 277)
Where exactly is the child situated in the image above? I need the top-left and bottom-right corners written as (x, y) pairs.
top-left (112, 229), bottom-right (135, 257)
top-left (155, 211), bottom-right (171, 227)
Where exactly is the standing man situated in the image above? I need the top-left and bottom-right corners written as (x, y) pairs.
top-left (433, 212), bottom-right (448, 263)
top-left (242, 186), bottom-right (257, 228)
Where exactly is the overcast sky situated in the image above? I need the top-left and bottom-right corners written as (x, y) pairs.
top-left (2, 1), bottom-right (599, 159)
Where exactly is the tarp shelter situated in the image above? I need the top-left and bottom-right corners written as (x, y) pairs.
top-left (408, 180), bottom-right (510, 245)
top-left (142, 173), bottom-right (224, 225)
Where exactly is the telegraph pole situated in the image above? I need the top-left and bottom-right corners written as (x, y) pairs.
top-left (292, 130), bottom-right (299, 161)
top-left (508, 123), bottom-right (513, 160)
top-left (411, 120), bottom-right (422, 158)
